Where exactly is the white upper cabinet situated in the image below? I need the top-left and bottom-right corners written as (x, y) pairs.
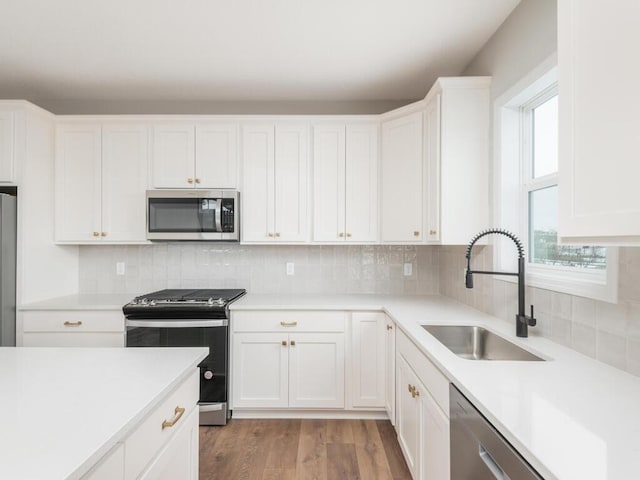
top-left (56, 122), bottom-right (149, 243)
top-left (558, 0), bottom-right (640, 244)
top-left (55, 124), bottom-right (102, 242)
top-left (241, 124), bottom-right (308, 243)
top-left (102, 124), bottom-right (149, 242)
top-left (313, 123), bottom-right (378, 243)
top-left (0, 111), bottom-right (15, 183)
top-left (152, 123), bottom-right (238, 189)
top-left (381, 111), bottom-right (424, 243)
top-left (424, 78), bottom-right (490, 245)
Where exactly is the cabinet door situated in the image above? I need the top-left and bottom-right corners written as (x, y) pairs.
top-left (421, 388), bottom-right (450, 480)
top-left (138, 407), bottom-right (199, 480)
top-left (396, 354), bottom-right (421, 479)
top-left (102, 124), bottom-right (149, 242)
top-left (385, 318), bottom-right (396, 426)
top-left (232, 333), bottom-right (288, 408)
top-left (274, 125), bottom-right (309, 242)
top-left (241, 125), bottom-right (275, 242)
top-left (425, 94), bottom-right (441, 243)
top-left (151, 124), bottom-right (195, 188)
top-left (381, 112), bottom-right (424, 243)
top-left (558, 0), bottom-right (640, 242)
top-left (0, 111), bottom-right (15, 183)
top-left (345, 124), bottom-right (378, 242)
top-left (289, 333), bottom-right (345, 408)
top-left (351, 312), bottom-right (385, 408)
top-left (55, 124), bottom-right (102, 242)
top-left (195, 123), bottom-right (238, 189)
top-left (312, 125), bottom-right (345, 242)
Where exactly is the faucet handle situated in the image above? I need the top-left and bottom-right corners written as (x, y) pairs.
top-left (529, 305), bottom-right (537, 327)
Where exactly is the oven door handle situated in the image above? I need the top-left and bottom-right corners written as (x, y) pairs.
top-left (125, 319), bottom-right (228, 328)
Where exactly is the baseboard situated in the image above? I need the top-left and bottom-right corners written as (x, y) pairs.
top-left (231, 409), bottom-right (389, 420)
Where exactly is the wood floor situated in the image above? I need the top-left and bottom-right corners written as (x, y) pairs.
top-left (199, 419), bottom-right (412, 480)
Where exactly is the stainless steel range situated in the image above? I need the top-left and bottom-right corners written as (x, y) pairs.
top-left (123, 288), bottom-right (246, 425)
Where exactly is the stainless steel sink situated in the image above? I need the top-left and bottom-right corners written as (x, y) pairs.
top-left (422, 325), bottom-right (544, 361)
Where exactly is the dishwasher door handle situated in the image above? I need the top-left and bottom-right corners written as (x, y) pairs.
top-left (479, 445), bottom-right (506, 480)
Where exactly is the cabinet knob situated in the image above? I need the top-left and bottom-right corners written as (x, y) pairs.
top-left (267, 233), bottom-right (274, 238)
top-left (408, 384), bottom-right (413, 393)
top-left (386, 324), bottom-right (393, 331)
top-left (346, 233), bottom-right (352, 238)
top-left (290, 340), bottom-right (296, 346)
top-left (413, 231), bottom-right (420, 237)
top-left (338, 233), bottom-right (344, 238)
top-left (275, 233), bottom-right (281, 238)
top-left (281, 340), bottom-right (287, 346)
top-left (195, 178), bottom-right (201, 184)
top-left (412, 388), bottom-right (420, 398)
top-left (187, 178), bottom-right (194, 184)
top-left (429, 229), bottom-right (437, 235)
top-left (101, 232), bottom-right (107, 237)
top-left (92, 232), bottom-right (100, 237)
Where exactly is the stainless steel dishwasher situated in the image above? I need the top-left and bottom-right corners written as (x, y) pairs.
top-left (450, 385), bottom-right (543, 480)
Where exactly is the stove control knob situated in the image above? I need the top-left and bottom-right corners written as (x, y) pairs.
top-left (149, 300), bottom-right (156, 306)
top-left (140, 298), bottom-right (148, 305)
top-left (203, 370), bottom-right (214, 380)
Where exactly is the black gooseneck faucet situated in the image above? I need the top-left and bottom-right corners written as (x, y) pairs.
top-left (465, 229), bottom-right (536, 338)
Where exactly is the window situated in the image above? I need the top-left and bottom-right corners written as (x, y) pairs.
top-left (494, 56), bottom-right (617, 303)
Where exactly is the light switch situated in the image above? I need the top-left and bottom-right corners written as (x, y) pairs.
top-left (116, 262), bottom-right (126, 275)
top-left (286, 262), bottom-right (295, 276)
top-left (403, 263), bottom-right (413, 276)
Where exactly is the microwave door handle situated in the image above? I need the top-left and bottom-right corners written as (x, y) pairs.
top-left (215, 199), bottom-right (222, 232)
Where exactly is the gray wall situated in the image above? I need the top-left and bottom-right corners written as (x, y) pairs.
top-left (439, 0), bottom-right (640, 377)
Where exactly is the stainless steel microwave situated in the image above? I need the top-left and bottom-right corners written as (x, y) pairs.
top-left (146, 190), bottom-right (239, 241)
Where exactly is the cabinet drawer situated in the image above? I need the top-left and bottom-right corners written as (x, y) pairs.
top-left (22, 311), bottom-right (124, 333)
top-left (125, 370), bottom-right (199, 480)
top-left (397, 330), bottom-right (449, 416)
top-left (232, 310), bottom-right (346, 333)
top-left (22, 332), bottom-right (124, 347)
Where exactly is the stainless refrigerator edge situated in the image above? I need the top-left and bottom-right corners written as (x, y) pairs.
top-left (0, 193), bottom-right (16, 346)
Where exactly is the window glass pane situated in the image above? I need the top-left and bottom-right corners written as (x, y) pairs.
top-left (532, 95), bottom-right (558, 178)
top-left (529, 185), bottom-right (606, 269)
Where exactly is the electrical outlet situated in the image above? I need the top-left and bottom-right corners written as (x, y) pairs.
top-left (116, 262), bottom-right (126, 276)
top-left (403, 263), bottom-right (413, 276)
top-left (286, 262), bottom-right (295, 276)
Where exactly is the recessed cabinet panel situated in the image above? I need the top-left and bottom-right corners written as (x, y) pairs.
top-left (351, 312), bottom-right (385, 408)
top-left (381, 112), bottom-right (423, 243)
top-left (396, 354), bottom-right (421, 478)
top-left (55, 124), bottom-right (102, 242)
top-left (195, 123), bottom-right (238, 189)
top-left (102, 125), bottom-right (149, 242)
top-left (425, 94), bottom-right (441, 243)
top-left (152, 125), bottom-right (195, 189)
top-left (0, 111), bottom-right (15, 183)
top-left (313, 125), bottom-right (345, 242)
top-left (241, 125), bottom-right (275, 241)
top-left (385, 317), bottom-right (396, 425)
top-left (274, 125), bottom-right (308, 242)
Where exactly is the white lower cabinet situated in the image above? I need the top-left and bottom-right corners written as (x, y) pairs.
top-left (20, 310), bottom-right (125, 347)
top-left (396, 330), bottom-right (450, 480)
top-left (384, 316), bottom-right (396, 425)
top-left (232, 315), bottom-right (345, 410)
top-left (351, 312), bottom-right (386, 408)
top-left (85, 371), bottom-right (199, 480)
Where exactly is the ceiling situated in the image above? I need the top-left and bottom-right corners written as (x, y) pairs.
top-left (0, 0), bottom-right (520, 111)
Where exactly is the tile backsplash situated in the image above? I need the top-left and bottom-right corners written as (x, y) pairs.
top-left (438, 245), bottom-right (640, 376)
top-left (79, 244), bottom-right (439, 296)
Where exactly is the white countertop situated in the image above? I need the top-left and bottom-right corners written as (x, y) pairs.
top-left (19, 294), bottom-right (132, 310)
top-left (231, 294), bottom-right (640, 480)
top-left (0, 347), bottom-right (208, 480)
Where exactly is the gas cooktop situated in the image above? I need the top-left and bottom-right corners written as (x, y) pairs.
top-left (123, 289), bottom-right (246, 320)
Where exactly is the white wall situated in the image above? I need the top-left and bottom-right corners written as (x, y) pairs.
top-left (438, 0), bottom-right (640, 376)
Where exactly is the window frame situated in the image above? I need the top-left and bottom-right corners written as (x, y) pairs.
top-left (493, 54), bottom-right (618, 303)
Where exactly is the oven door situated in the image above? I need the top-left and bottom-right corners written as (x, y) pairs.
top-left (125, 319), bottom-right (228, 407)
top-left (146, 190), bottom-right (238, 241)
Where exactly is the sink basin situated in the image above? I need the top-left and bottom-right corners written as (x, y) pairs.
top-left (422, 325), bottom-right (544, 361)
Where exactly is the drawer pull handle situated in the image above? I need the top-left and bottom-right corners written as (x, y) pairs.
top-left (412, 388), bottom-right (420, 398)
top-left (162, 406), bottom-right (185, 430)
top-left (280, 321), bottom-right (297, 327)
top-left (386, 324), bottom-right (393, 331)
top-left (63, 321), bottom-right (82, 327)
top-left (408, 384), bottom-right (414, 393)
